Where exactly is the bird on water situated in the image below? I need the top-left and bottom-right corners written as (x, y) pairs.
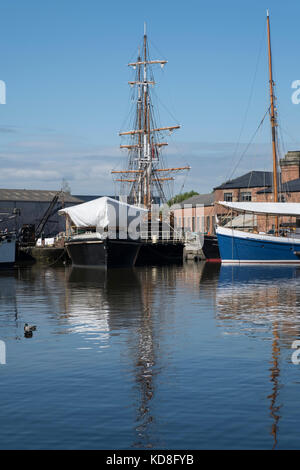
top-left (24, 324), bottom-right (37, 338)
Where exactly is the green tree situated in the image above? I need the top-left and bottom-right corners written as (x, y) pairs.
top-left (168, 190), bottom-right (199, 206)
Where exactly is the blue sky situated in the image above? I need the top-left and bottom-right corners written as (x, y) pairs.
top-left (1, 0), bottom-right (300, 195)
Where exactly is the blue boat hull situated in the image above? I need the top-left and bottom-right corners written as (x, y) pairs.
top-left (216, 227), bottom-right (300, 264)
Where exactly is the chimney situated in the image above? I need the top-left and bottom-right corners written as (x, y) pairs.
top-left (280, 151), bottom-right (300, 184)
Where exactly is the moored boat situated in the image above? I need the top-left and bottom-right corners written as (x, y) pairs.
top-left (65, 234), bottom-right (141, 268)
top-left (216, 202), bottom-right (300, 264)
top-left (59, 196), bottom-right (146, 268)
top-left (216, 11), bottom-right (299, 265)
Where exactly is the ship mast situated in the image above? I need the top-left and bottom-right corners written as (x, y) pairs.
top-left (267, 10), bottom-right (279, 232)
top-left (113, 25), bottom-right (190, 209)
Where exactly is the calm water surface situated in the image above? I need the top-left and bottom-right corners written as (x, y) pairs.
top-left (1, 262), bottom-right (300, 449)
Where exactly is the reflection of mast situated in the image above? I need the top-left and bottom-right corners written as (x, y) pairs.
top-left (114, 24), bottom-right (190, 209)
top-left (134, 268), bottom-right (156, 447)
top-left (268, 321), bottom-right (281, 449)
top-left (216, 265), bottom-right (286, 449)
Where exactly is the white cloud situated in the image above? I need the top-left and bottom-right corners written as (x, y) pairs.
top-left (0, 132), bottom-right (291, 195)
top-left (0, 168), bottom-right (61, 181)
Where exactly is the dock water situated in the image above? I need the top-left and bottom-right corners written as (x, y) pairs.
top-left (0, 262), bottom-right (300, 449)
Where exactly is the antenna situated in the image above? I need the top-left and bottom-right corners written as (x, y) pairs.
top-left (144, 22), bottom-right (147, 36)
top-left (267, 9), bottom-right (269, 17)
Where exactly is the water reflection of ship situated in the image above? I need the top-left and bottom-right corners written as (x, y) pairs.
top-left (174, 261), bottom-right (221, 294)
top-left (132, 268), bottom-right (157, 448)
top-left (216, 265), bottom-right (300, 449)
top-left (199, 261), bottom-right (221, 286)
top-left (65, 266), bottom-right (175, 448)
top-left (0, 271), bottom-right (19, 336)
top-left (67, 267), bottom-right (144, 329)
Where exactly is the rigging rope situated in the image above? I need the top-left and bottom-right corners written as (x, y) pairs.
top-left (228, 105), bottom-right (270, 181)
top-left (224, 19), bottom-right (266, 182)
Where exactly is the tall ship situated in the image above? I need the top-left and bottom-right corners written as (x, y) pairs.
top-left (112, 25), bottom-right (190, 264)
top-left (216, 11), bottom-right (300, 264)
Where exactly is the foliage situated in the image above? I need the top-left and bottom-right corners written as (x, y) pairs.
top-left (168, 190), bottom-right (199, 206)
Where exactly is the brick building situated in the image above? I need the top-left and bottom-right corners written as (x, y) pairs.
top-left (214, 150), bottom-right (300, 208)
top-left (173, 150), bottom-right (300, 234)
top-left (213, 150), bottom-right (300, 231)
top-left (172, 193), bottom-right (215, 234)
top-left (214, 171), bottom-right (273, 205)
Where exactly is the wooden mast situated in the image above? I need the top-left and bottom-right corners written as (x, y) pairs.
top-left (267, 10), bottom-right (279, 232)
top-left (115, 25), bottom-right (189, 209)
top-left (143, 24), bottom-right (148, 207)
top-left (137, 47), bottom-right (142, 205)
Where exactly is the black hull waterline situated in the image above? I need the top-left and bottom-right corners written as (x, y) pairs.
top-left (136, 241), bottom-right (184, 265)
top-left (65, 237), bottom-right (141, 268)
top-left (0, 262), bottom-right (15, 270)
top-left (202, 235), bottom-right (221, 262)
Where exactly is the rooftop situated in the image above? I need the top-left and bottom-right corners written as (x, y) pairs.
top-left (257, 177), bottom-right (300, 194)
top-left (0, 189), bottom-right (83, 203)
top-left (73, 195), bottom-right (118, 203)
top-left (214, 171), bottom-right (273, 190)
top-left (174, 193), bottom-right (214, 208)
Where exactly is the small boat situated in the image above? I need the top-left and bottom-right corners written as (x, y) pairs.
top-left (0, 231), bottom-right (16, 269)
top-left (216, 11), bottom-right (300, 264)
top-left (59, 196), bottom-right (147, 268)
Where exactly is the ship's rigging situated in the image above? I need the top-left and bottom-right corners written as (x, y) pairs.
top-left (112, 25), bottom-right (190, 209)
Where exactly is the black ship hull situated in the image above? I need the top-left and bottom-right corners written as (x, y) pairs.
top-left (0, 262), bottom-right (15, 270)
top-left (65, 237), bottom-right (141, 268)
top-left (136, 241), bottom-right (184, 265)
top-left (202, 234), bottom-right (221, 262)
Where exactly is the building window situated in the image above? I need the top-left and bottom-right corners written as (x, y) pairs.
top-left (240, 191), bottom-right (251, 202)
top-left (178, 217), bottom-right (181, 227)
top-left (207, 216), bottom-right (210, 232)
top-left (184, 217), bottom-right (190, 229)
top-left (197, 217), bottom-right (200, 231)
top-left (224, 192), bottom-right (233, 202)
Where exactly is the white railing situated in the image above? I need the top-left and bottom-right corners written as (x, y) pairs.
top-left (140, 230), bottom-right (184, 242)
top-left (68, 227), bottom-right (185, 242)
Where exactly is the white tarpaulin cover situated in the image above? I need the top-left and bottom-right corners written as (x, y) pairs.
top-left (58, 196), bottom-right (148, 229)
top-left (218, 201), bottom-right (300, 217)
top-left (224, 213), bottom-right (257, 228)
